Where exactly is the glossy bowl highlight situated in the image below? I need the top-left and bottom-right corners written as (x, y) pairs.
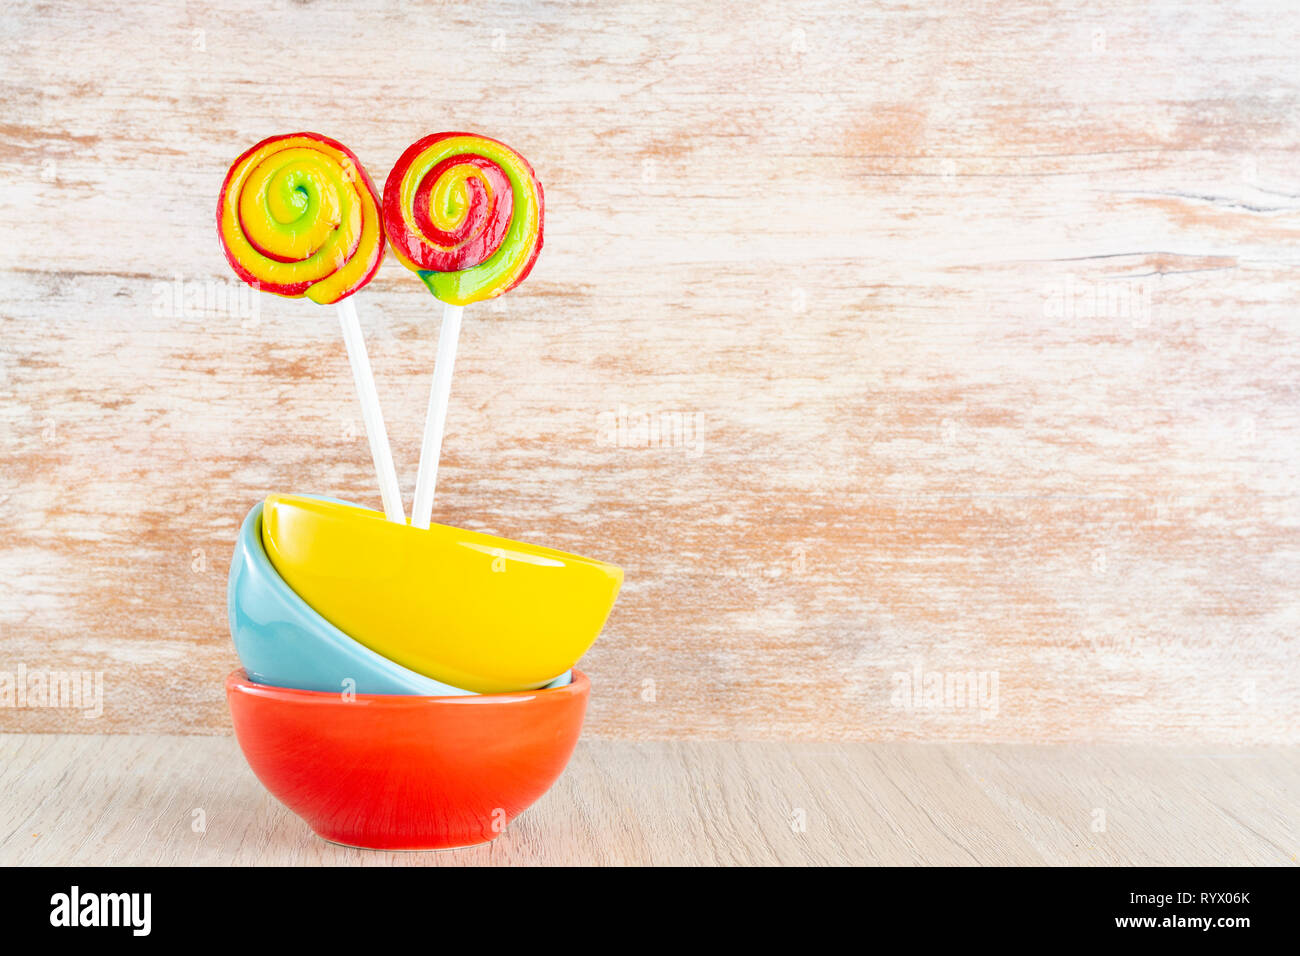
top-left (226, 668), bottom-right (590, 850)
top-left (229, 499), bottom-right (571, 695)
top-left (260, 494), bottom-right (622, 694)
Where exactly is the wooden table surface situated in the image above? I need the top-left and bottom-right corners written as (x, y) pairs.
top-left (1, 0), bottom-right (1299, 745)
top-left (1, 735), bottom-right (1294, 865)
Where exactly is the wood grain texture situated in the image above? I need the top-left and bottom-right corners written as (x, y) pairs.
top-left (0, 0), bottom-right (1298, 740)
top-left (0, 735), bottom-right (1294, 865)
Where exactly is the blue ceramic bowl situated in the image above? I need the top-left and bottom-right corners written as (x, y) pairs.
top-left (229, 498), bottom-right (572, 695)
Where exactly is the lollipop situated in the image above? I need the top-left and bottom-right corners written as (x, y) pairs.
top-left (383, 132), bottom-right (544, 306)
top-left (218, 132), bottom-right (387, 305)
top-left (218, 133), bottom-right (405, 524)
top-left (383, 132), bottom-right (545, 528)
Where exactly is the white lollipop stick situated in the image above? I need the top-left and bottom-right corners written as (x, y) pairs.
top-left (410, 301), bottom-right (463, 530)
top-left (336, 297), bottom-right (405, 525)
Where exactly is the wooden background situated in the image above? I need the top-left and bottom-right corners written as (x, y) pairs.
top-left (0, 0), bottom-right (1296, 742)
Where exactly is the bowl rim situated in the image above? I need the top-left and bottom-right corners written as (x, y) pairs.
top-left (234, 499), bottom-right (573, 694)
top-left (226, 667), bottom-right (589, 707)
top-left (265, 492), bottom-right (624, 579)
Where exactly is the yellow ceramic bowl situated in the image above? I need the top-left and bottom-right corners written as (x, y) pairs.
top-left (260, 494), bottom-right (622, 694)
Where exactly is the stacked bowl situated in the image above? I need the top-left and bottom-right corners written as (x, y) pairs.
top-left (226, 493), bottom-right (623, 850)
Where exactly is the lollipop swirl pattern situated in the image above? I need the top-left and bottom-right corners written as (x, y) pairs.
top-left (383, 132), bottom-right (544, 306)
top-left (217, 133), bottom-right (385, 305)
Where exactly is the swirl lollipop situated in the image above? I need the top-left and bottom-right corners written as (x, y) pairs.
top-left (218, 133), bottom-right (405, 524)
top-left (384, 132), bottom-right (545, 529)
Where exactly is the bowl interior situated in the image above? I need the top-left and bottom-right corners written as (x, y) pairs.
top-left (227, 666), bottom-right (588, 707)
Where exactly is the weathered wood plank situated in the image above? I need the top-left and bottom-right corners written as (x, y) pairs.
top-left (0, 0), bottom-right (1297, 740)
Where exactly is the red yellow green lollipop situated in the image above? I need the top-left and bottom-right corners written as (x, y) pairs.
top-left (382, 131), bottom-right (544, 307)
top-left (216, 133), bottom-right (404, 523)
top-left (217, 132), bottom-right (385, 305)
top-left (383, 132), bottom-right (546, 530)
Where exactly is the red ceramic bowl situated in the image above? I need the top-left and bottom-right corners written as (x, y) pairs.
top-left (226, 669), bottom-right (590, 850)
